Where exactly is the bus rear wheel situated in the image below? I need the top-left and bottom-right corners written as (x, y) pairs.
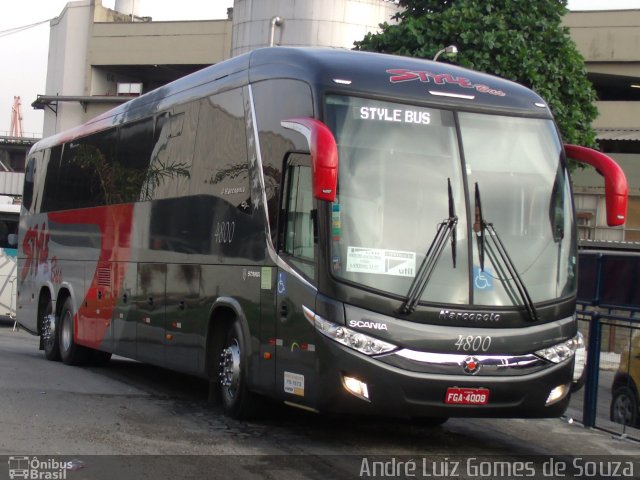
top-left (59, 297), bottom-right (91, 366)
top-left (41, 298), bottom-right (60, 361)
top-left (219, 320), bottom-right (258, 419)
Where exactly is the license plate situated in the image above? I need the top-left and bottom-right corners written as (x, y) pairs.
top-left (445, 387), bottom-right (490, 405)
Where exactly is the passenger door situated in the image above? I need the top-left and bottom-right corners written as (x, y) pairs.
top-left (275, 154), bottom-right (319, 407)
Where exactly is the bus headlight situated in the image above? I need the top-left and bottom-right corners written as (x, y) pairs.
top-left (304, 307), bottom-right (397, 356)
top-left (535, 333), bottom-right (583, 364)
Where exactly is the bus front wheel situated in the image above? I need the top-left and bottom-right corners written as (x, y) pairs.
top-left (219, 320), bottom-right (258, 419)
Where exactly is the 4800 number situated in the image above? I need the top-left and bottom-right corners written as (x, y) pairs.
top-left (214, 221), bottom-right (235, 244)
top-left (455, 335), bottom-right (492, 352)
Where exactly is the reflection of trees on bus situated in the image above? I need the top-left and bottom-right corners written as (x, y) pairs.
top-left (72, 144), bottom-right (191, 204)
top-left (72, 144), bottom-right (148, 205)
top-left (139, 156), bottom-right (190, 202)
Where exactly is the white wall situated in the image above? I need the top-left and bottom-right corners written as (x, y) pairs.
top-left (44, 1), bottom-right (93, 137)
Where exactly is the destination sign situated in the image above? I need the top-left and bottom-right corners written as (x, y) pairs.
top-left (351, 100), bottom-right (448, 127)
top-left (359, 106), bottom-right (431, 125)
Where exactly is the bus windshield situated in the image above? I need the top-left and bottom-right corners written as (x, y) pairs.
top-left (324, 95), bottom-right (575, 307)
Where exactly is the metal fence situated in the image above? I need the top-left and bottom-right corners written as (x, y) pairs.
top-left (568, 246), bottom-right (640, 441)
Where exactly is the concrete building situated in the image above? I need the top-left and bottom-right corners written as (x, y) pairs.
top-left (34, 0), bottom-right (234, 137)
top-left (564, 10), bottom-right (640, 243)
top-left (34, 0), bottom-right (399, 137)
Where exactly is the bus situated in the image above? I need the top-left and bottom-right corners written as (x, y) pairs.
top-left (0, 198), bottom-right (19, 320)
top-left (17, 47), bottom-right (627, 420)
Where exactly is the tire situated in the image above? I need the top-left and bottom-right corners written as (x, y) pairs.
top-left (610, 386), bottom-right (639, 427)
top-left (59, 297), bottom-right (91, 366)
top-left (218, 319), bottom-right (259, 419)
top-left (41, 297), bottom-right (60, 361)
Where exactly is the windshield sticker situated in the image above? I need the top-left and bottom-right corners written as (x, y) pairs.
top-left (346, 247), bottom-right (416, 277)
top-left (473, 266), bottom-right (494, 291)
top-left (332, 203), bottom-right (341, 240)
top-left (387, 68), bottom-right (506, 97)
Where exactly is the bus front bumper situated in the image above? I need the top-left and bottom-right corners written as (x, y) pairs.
top-left (314, 339), bottom-right (574, 419)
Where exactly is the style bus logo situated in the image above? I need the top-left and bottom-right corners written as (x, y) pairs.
top-left (8, 456), bottom-right (76, 480)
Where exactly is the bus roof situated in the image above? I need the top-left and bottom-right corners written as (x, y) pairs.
top-left (31, 47), bottom-right (552, 152)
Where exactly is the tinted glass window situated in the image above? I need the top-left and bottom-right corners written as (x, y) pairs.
top-left (325, 96), bottom-right (468, 303)
top-left (23, 157), bottom-right (36, 212)
top-left (282, 154), bottom-right (315, 278)
top-left (114, 119), bottom-right (153, 203)
top-left (45, 130), bottom-right (116, 211)
top-left (251, 79), bottom-right (314, 246)
top-left (144, 104), bottom-right (198, 200)
top-left (39, 121), bottom-right (154, 211)
top-left (192, 89), bottom-right (250, 212)
top-left (41, 145), bottom-right (63, 212)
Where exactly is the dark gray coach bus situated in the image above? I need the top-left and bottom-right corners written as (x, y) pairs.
top-left (17, 48), bottom-right (628, 421)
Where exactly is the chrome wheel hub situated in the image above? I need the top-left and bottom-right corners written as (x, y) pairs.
top-left (42, 314), bottom-right (56, 343)
top-left (219, 340), bottom-right (241, 396)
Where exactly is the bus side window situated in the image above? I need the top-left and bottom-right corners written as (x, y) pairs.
top-left (23, 157), bottom-right (35, 212)
top-left (116, 119), bottom-right (154, 203)
top-left (281, 153), bottom-right (316, 280)
top-left (252, 79), bottom-right (314, 247)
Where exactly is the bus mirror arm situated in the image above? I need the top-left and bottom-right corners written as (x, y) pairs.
top-left (564, 144), bottom-right (628, 227)
top-left (281, 118), bottom-right (338, 202)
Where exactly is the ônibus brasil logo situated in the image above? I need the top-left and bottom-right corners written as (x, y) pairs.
top-left (8, 456), bottom-right (78, 480)
top-left (387, 68), bottom-right (506, 97)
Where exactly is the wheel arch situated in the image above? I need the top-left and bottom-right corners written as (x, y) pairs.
top-left (612, 373), bottom-right (639, 396)
top-left (36, 282), bottom-right (78, 335)
top-left (36, 284), bottom-right (54, 335)
top-left (204, 297), bottom-right (252, 379)
top-left (55, 287), bottom-right (73, 317)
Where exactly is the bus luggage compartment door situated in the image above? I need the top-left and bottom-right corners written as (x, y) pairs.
top-left (136, 263), bottom-right (167, 366)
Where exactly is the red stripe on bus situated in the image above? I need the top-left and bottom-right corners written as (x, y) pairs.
top-left (49, 204), bottom-right (134, 348)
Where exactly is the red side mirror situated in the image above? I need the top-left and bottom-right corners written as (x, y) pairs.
top-left (281, 118), bottom-right (338, 202)
top-left (565, 144), bottom-right (628, 227)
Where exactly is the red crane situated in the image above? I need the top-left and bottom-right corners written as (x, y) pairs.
top-left (9, 96), bottom-right (23, 137)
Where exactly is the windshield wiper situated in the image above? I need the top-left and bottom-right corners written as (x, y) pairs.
top-left (448, 178), bottom-right (457, 269)
top-left (473, 182), bottom-right (485, 270)
top-left (474, 183), bottom-right (539, 322)
top-left (399, 179), bottom-right (457, 315)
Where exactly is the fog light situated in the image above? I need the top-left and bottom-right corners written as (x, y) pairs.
top-left (342, 375), bottom-right (370, 402)
top-left (546, 383), bottom-right (570, 406)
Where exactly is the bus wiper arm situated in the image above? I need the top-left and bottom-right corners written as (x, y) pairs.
top-left (474, 183), bottom-right (539, 322)
top-left (448, 178), bottom-right (457, 269)
top-left (399, 179), bottom-right (457, 315)
top-left (473, 182), bottom-right (485, 271)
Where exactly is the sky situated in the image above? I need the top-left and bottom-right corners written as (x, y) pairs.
top-left (0, 0), bottom-right (638, 137)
